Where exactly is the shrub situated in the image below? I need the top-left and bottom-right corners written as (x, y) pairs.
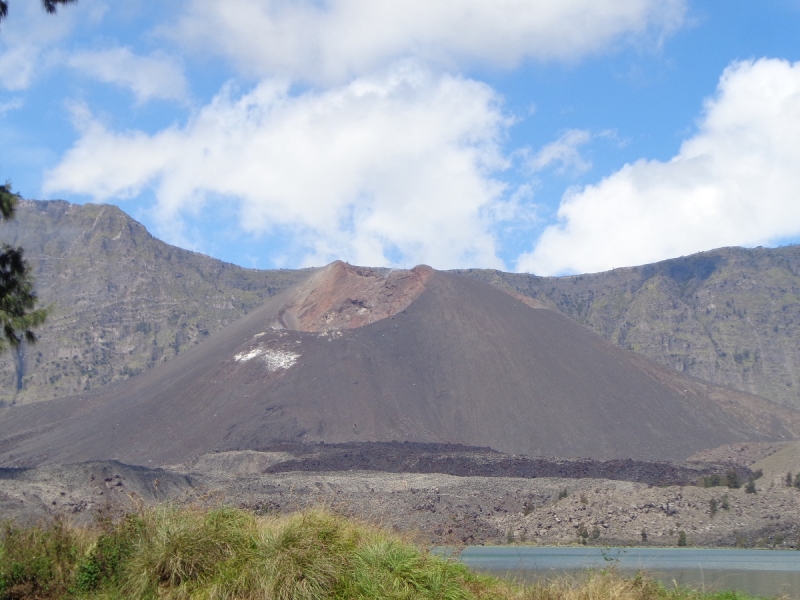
top-left (677, 530), bottom-right (688, 547)
top-left (557, 488), bottom-right (568, 500)
top-left (522, 501), bottom-right (533, 516)
top-left (0, 518), bottom-right (86, 599)
top-left (725, 470), bottom-right (740, 489)
top-left (701, 474), bottom-right (722, 487)
top-left (576, 524), bottom-right (589, 543)
top-left (709, 498), bottom-right (718, 517)
top-left (73, 513), bottom-right (143, 593)
top-left (745, 480), bottom-right (757, 494)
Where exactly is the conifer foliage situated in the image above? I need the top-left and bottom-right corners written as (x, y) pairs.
top-left (0, 0), bottom-right (76, 24)
top-left (0, 184), bottom-right (47, 353)
top-left (0, 2), bottom-right (74, 352)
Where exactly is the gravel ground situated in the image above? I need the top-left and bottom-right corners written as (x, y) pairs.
top-left (1, 451), bottom-right (799, 549)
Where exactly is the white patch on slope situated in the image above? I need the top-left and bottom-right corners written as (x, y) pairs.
top-left (234, 347), bottom-right (265, 362)
top-left (262, 349), bottom-right (300, 371)
top-left (234, 345), bottom-right (300, 371)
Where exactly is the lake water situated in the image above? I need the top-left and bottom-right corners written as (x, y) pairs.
top-left (453, 547), bottom-right (800, 598)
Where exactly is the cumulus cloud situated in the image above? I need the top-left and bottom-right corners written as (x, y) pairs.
top-left (44, 63), bottom-right (513, 269)
top-left (171, 0), bottom-right (686, 83)
top-left (517, 58), bottom-right (800, 275)
top-left (68, 47), bottom-right (188, 104)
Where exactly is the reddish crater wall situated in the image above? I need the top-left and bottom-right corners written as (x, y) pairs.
top-left (279, 261), bottom-right (433, 332)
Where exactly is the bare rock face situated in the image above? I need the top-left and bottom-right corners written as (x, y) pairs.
top-left (278, 262), bottom-right (433, 332)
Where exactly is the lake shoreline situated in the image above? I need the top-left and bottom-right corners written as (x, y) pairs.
top-left (454, 546), bottom-right (800, 597)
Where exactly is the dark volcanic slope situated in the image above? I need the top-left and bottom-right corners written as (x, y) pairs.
top-left (1, 264), bottom-right (798, 466)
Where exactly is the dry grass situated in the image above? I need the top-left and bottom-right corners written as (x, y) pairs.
top-left (0, 506), bottom-right (770, 600)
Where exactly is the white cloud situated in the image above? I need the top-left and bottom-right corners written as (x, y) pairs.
top-left (0, 0), bottom-right (109, 90)
top-left (0, 1), bottom-right (74, 90)
top-left (0, 97), bottom-right (23, 114)
top-left (529, 129), bottom-right (592, 174)
top-left (517, 58), bottom-right (800, 275)
top-left (171, 0), bottom-right (686, 84)
top-left (68, 47), bottom-right (188, 104)
top-left (44, 63), bottom-right (513, 269)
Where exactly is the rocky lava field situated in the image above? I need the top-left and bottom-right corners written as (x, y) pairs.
top-left (2, 443), bottom-right (799, 549)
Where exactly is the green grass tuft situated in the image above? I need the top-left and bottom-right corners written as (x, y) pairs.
top-left (0, 506), bottom-right (778, 599)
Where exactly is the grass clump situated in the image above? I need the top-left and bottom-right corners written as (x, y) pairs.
top-left (0, 506), bottom-right (776, 599)
top-left (0, 518), bottom-right (89, 598)
top-left (1, 506), bottom-right (483, 599)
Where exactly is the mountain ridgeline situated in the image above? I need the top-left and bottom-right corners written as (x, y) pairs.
top-left (456, 247), bottom-right (800, 409)
top-left (1, 200), bottom-right (800, 414)
top-left (0, 200), bottom-right (310, 405)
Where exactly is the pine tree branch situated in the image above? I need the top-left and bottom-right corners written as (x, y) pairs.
top-left (0, 0), bottom-right (77, 24)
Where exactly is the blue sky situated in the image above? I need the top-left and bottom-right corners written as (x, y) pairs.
top-left (2, 0), bottom-right (800, 274)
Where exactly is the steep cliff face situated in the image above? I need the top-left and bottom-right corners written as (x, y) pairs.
top-left (0, 200), bottom-right (308, 405)
top-left (457, 246), bottom-right (800, 409)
